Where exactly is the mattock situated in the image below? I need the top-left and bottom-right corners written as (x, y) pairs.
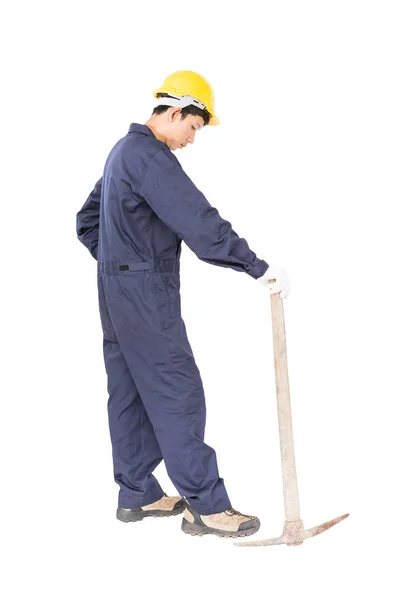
top-left (234, 279), bottom-right (349, 548)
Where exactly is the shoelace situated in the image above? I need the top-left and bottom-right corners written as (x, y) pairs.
top-left (225, 508), bottom-right (248, 518)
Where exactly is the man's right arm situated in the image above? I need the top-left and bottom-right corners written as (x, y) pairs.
top-left (139, 148), bottom-right (269, 279)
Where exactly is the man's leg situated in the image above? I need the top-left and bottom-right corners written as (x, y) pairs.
top-left (103, 336), bottom-right (165, 509)
top-left (106, 294), bottom-right (232, 516)
top-left (98, 273), bottom-right (165, 509)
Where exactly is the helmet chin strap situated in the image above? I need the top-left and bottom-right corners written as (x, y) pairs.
top-left (154, 94), bottom-right (206, 111)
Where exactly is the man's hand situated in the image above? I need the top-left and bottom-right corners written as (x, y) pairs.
top-left (257, 266), bottom-right (291, 299)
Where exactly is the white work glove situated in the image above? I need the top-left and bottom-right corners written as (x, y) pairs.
top-left (257, 266), bottom-right (291, 299)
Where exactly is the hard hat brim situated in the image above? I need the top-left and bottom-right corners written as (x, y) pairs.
top-left (153, 88), bottom-right (219, 126)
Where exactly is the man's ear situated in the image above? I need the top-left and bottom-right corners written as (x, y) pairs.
top-left (169, 107), bottom-right (182, 123)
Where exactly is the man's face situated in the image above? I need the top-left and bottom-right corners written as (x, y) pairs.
top-left (165, 109), bottom-right (204, 151)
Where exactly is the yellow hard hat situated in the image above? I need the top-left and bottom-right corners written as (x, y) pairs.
top-left (153, 70), bottom-right (220, 126)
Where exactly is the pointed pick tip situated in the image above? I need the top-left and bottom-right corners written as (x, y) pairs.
top-left (304, 512), bottom-right (350, 539)
top-left (335, 513), bottom-right (350, 522)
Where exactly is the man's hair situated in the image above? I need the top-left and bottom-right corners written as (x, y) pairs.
top-left (152, 93), bottom-right (211, 126)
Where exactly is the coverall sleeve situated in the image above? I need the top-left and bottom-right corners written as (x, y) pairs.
top-left (76, 177), bottom-right (102, 260)
top-left (139, 149), bottom-right (269, 279)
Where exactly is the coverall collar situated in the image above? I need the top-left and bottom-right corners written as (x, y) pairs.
top-left (128, 123), bottom-right (156, 138)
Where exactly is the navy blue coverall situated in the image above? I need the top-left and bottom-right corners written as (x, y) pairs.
top-left (76, 123), bottom-right (269, 514)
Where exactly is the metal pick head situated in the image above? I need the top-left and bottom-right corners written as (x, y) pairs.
top-left (233, 514), bottom-right (350, 547)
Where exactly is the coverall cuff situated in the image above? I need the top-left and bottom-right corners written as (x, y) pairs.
top-left (247, 258), bottom-right (269, 280)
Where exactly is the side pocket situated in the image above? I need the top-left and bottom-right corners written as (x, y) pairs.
top-left (152, 272), bottom-right (182, 323)
top-left (97, 274), bottom-right (118, 342)
top-left (164, 273), bottom-right (182, 320)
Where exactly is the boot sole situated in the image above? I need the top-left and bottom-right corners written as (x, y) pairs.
top-left (181, 517), bottom-right (261, 538)
top-left (116, 502), bottom-right (187, 523)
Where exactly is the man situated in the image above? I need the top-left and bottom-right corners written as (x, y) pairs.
top-left (76, 70), bottom-right (291, 539)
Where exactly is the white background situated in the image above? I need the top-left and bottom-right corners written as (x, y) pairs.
top-left (1, 1), bottom-right (399, 598)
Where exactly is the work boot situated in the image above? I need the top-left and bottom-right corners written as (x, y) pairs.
top-left (181, 503), bottom-right (261, 538)
top-left (116, 494), bottom-right (187, 523)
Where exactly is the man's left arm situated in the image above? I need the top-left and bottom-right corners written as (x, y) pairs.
top-left (76, 177), bottom-right (102, 260)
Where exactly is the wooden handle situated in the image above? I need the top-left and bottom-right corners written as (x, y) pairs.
top-left (270, 288), bottom-right (301, 522)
